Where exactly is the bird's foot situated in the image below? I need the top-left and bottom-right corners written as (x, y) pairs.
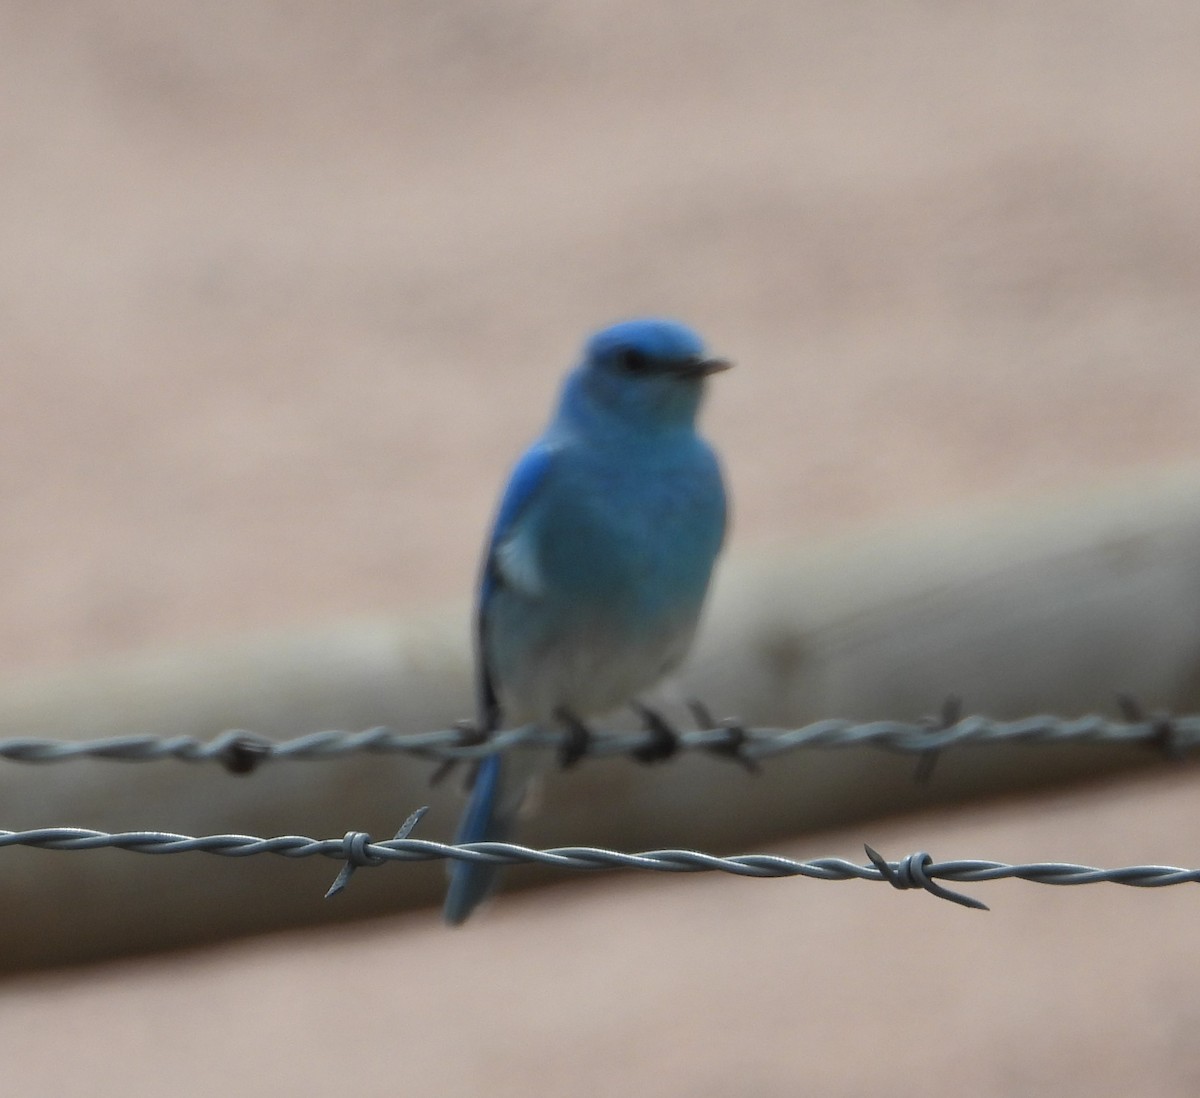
top-left (555, 706), bottom-right (595, 769)
top-left (630, 702), bottom-right (681, 763)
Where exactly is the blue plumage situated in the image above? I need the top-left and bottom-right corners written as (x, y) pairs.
top-left (444, 318), bottom-right (730, 924)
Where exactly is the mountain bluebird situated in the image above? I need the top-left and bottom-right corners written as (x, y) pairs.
top-left (444, 318), bottom-right (730, 924)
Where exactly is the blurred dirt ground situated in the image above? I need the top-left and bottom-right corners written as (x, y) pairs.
top-left (3, 4), bottom-right (1200, 1096)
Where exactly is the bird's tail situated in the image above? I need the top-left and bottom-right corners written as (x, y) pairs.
top-left (446, 753), bottom-right (511, 921)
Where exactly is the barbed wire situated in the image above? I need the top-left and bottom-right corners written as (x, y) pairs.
top-left (3, 806), bottom-right (1199, 912)
top-left (0, 696), bottom-right (1191, 775)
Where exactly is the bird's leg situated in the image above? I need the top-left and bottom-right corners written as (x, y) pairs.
top-left (630, 701), bottom-right (681, 763)
top-left (554, 706), bottom-right (595, 769)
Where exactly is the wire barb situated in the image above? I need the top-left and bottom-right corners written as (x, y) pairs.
top-left (688, 699), bottom-right (759, 773)
top-left (325, 807), bottom-right (429, 898)
top-left (220, 734), bottom-right (273, 775)
top-left (864, 844), bottom-right (989, 910)
top-left (1116, 693), bottom-right (1184, 761)
top-left (913, 695), bottom-right (962, 783)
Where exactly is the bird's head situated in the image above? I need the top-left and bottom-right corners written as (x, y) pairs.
top-left (565, 318), bottom-right (731, 433)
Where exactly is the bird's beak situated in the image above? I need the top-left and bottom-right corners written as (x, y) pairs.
top-left (677, 356), bottom-right (733, 379)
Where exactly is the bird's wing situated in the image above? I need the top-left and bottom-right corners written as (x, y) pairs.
top-left (446, 441), bottom-right (556, 924)
top-left (474, 440), bottom-right (557, 731)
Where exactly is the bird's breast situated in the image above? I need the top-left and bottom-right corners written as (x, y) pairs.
top-left (534, 447), bottom-right (725, 616)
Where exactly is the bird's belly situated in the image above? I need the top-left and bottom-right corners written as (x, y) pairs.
top-left (486, 594), bottom-right (698, 726)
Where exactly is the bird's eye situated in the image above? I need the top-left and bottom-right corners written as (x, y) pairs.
top-left (615, 347), bottom-right (651, 374)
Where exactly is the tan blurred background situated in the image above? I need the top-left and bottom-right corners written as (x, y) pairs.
top-left (3, 3), bottom-right (1200, 1095)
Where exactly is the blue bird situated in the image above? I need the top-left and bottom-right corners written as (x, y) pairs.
top-left (444, 318), bottom-right (731, 924)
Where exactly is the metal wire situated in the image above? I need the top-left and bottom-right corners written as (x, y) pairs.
top-left (4, 812), bottom-right (1200, 911)
top-left (4, 704), bottom-right (1191, 911)
top-left (0, 702), bottom-right (1193, 773)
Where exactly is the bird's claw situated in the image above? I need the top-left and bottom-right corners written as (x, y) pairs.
top-left (555, 707), bottom-right (595, 769)
top-left (630, 702), bottom-right (680, 763)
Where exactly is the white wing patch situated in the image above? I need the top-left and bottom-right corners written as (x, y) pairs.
top-left (493, 525), bottom-right (544, 598)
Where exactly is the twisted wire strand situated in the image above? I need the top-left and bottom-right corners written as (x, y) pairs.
top-left (4, 821), bottom-right (1200, 910)
top-left (0, 708), bottom-right (1194, 771)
